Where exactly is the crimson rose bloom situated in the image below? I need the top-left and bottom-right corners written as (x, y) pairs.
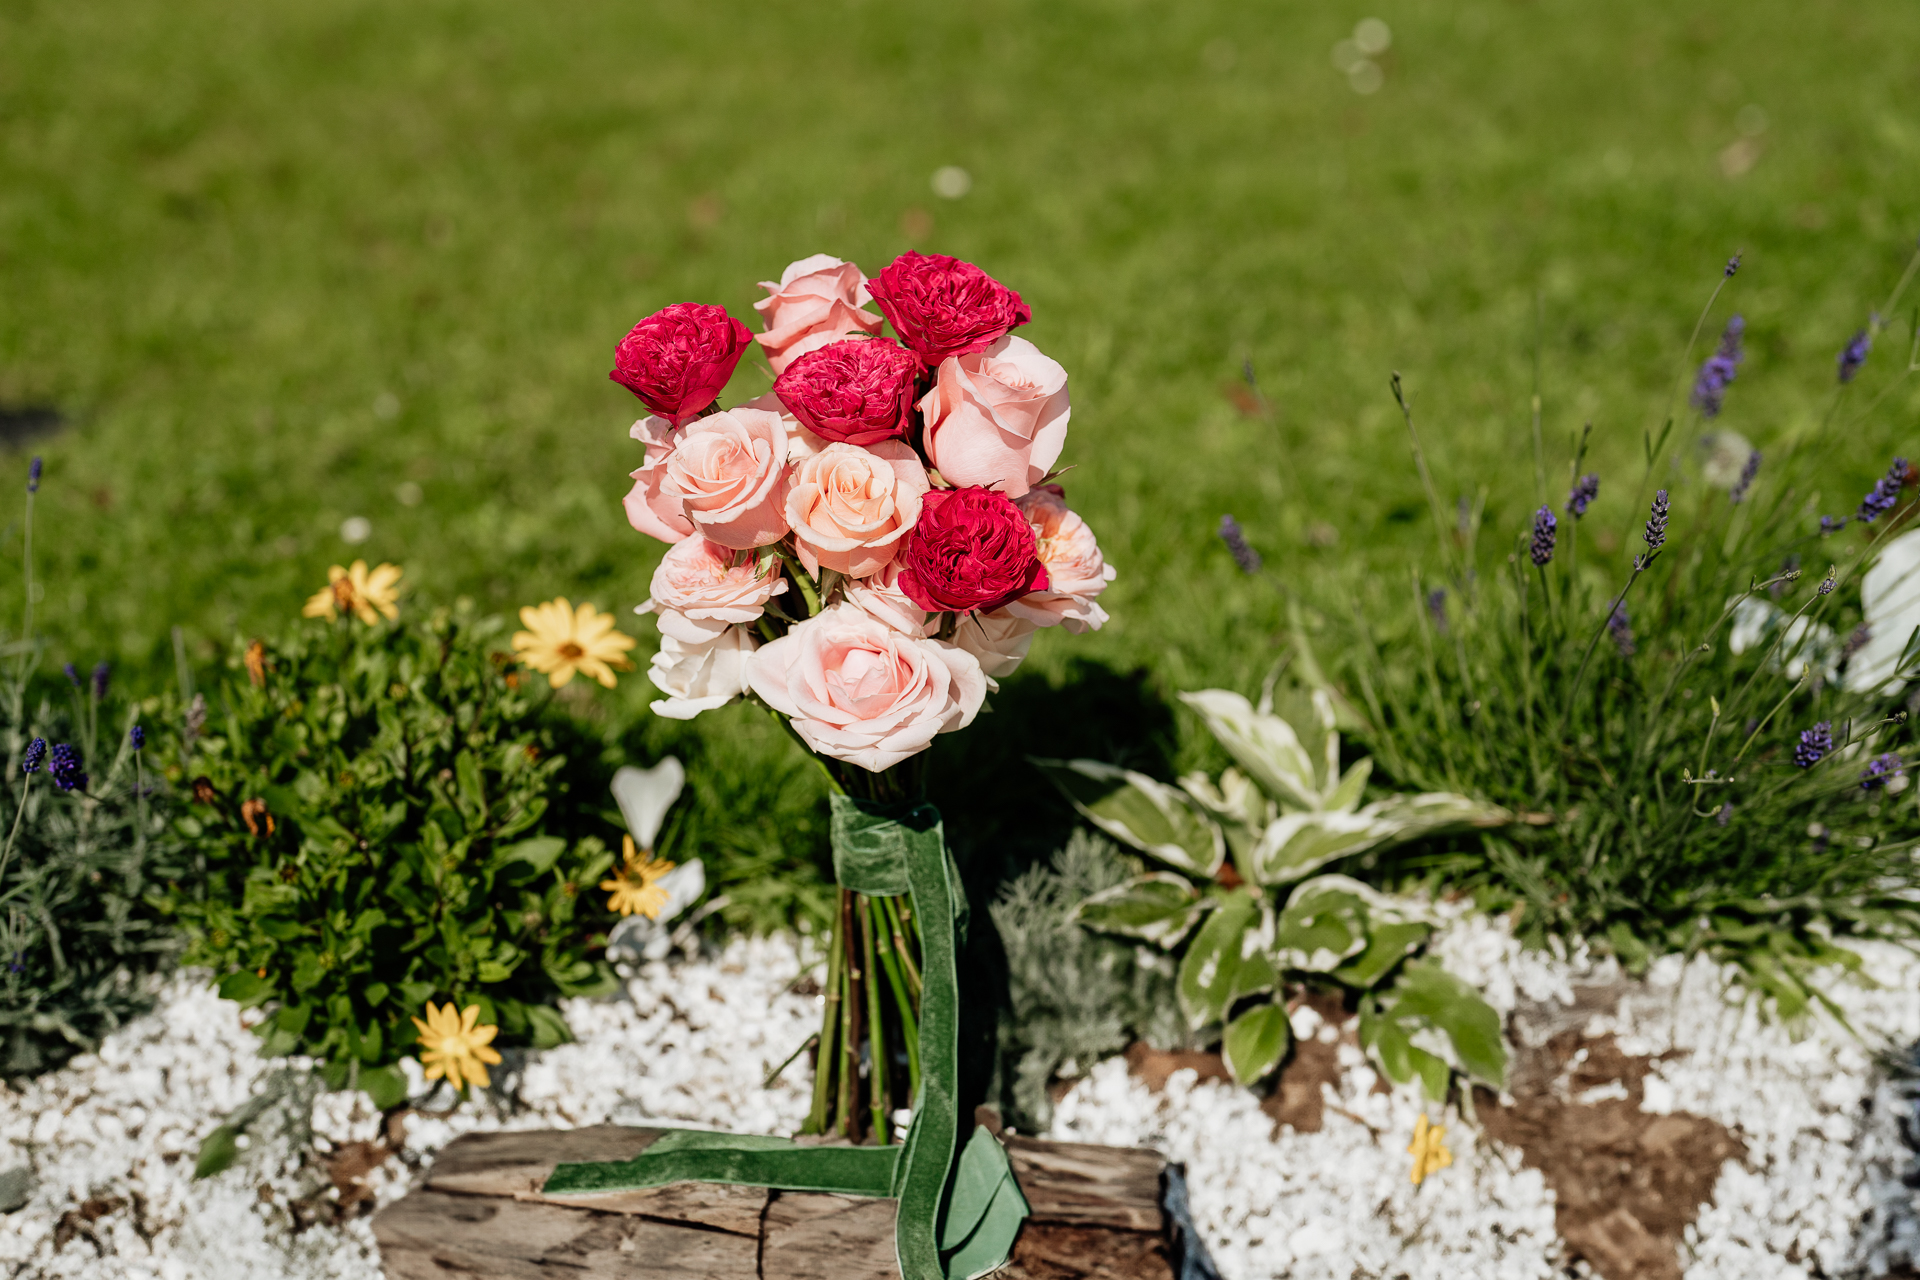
top-left (866, 252), bottom-right (1031, 364)
top-left (773, 338), bottom-right (922, 446)
top-left (610, 302), bottom-right (754, 425)
top-left (897, 486), bottom-right (1050, 614)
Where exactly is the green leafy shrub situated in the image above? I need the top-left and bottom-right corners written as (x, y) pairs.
top-left (172, 602), bottom-right (622, 1106)
top-left (1317, 262), bottom-right (1920, 1017)
top-left (990, 829), bottom-right (1188, 1130)
top-left (1038, 687), bottom-right (1510, 1097)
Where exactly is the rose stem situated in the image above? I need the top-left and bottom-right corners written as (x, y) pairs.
top-left (881, 894), bottom-right (922, 997)
top-left (805, 896), bottom-right (846, 1135)
top-left (837, 889), bottom-right (858, 1137)
top-left (859, 894), bottom-right (888, 1143)
top-left (870, 894), bottom-right (920, 1100)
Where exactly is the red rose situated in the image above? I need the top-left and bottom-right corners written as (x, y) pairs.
top-left (610, 302), bottom-right (754, 425)
top-left (865, 252), bottom-right (1032, 364)
top-left (773, 338), bottom-right (922, 446)
top-left (897, 486), bottom-right (1050, 614)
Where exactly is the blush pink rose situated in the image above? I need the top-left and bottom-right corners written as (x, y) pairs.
top-left (953, 609), bottom-right (1038, 681)
top-left (1005, 486), bottom-right (1116, 633)
top-left (748, 603), bottom-right (987, 772)
top-left (649, 626), bottom-right (757, 720)
top-left (663, 407), bottom-right (793, 549)
top-left (638, 538), bottom-right (787, 643)
top-left (623, 416), bottom-right (694, 545)
top-left (752, 254), bottom-right (885, 374)
top-left (919, 335), bottom-right (1070, 499)
top-left (842, 562), bottom-right (935, 638)
top-left (786, 441), bottom-right (930, 579)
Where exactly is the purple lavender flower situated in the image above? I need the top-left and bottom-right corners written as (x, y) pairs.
top-left (1217, 515), bottom-right (1262, 574)
top-left (1634, 490), bottom-right (1670, 569)
top-left (90, 661), bottom-right (109, 701)
top-left (1861, 753), bottom-right (1904, 790)
top-left (1566, 473), bottom-right (1599, 518)
top-left (27, 458), bottom-right (41, 494)
top-left (1795, 720), bottom-right (1833, 769)
top-left (1691, 316), bottom-right (1745, 418)
top-left (61, 663), bottom-right (78, 688)
top-left (21, 738), bottom-right (45, 774)
top-left (1728, 450), bottom-right (1761, 505)
top-left (1724, 254), bottom-right (1741, 278)
top-left (129, 725), bottom-right (145, 752)
top-left (1608, 602), bottom-right (1636, 656)
top-left (1858, 457), bottom-right (1908, 524)
top-left (1426, 588), bottom-right (1448, 634)
top-left (1529, 506), bottom-right (1557, 567)
top-left (1818, 566), bottom-right (1836, 595)
top-left (1841, 624), bottom-right (1871, 667)
top-left (1717, 803), bottom-right (1734, 827)
top-left (1838, 327), bottom-right (1872, 384)
top-left (47, 743), bottom-right (86, 792)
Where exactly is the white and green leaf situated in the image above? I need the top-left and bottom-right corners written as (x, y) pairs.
top-left (1222, 1001), bottom-right (1292, 1085)
top-left (1249, 810), bottom-right (1384, 886)
top-left (1176, 892), bottom-right (1276, 1029)
top-left (1178, 689), bottom-right (1325, 809)
top-left (1074, 873), bottom-right (1211, 948)
top-left (1035, 758), bottom-right (1224, 878)
top-left (1329, 919), bottom-right (1433, 989)
top-left (1273, 878), bottom-right (1371, 972)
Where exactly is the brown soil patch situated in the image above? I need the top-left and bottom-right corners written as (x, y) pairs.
top-left (1478, 1024), bottom-right (1745, 1280)
top-left (53, 1195), bottom-right (124, 1250)
top-left (1124, 1042), bottom-right (1229, 1093)
top-left (1261, 1036), bottom-right (1342, 1133)
top-left (325, 1140), bottom-right (393, 1211)
top-left (1007, 1222), bottom-right (1176, 1279)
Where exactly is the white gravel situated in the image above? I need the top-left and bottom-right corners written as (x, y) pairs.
top-left (6, 915), bottom-right (1920, 1280)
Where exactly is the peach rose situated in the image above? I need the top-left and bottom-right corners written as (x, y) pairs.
top-left (786, 441), bottom-right (930, 578)
top-left (753, 254), bottom-right (885, 374)
top-left (748, 603), bottom-right (987, 772)
top-left (953, 609), bottom-right (1038, 681)
top-left (649, 627), bottom-right (757, 720)
top-left (638, 538), bottom-right (786, 643)
top-left (622, 416), bottom-right (694, 545)
top-left (663, 407), bottom-right (792, 550)
top-left (842, 562), bottom-right (935, 638)
top-left (1005, 486), bottom-right (1115, 632)
top-left (919, 335), bottom-right (1069, 499)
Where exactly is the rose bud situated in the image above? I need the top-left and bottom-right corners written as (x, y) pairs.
top-left (610, 302), bottom-right (754, 425)
top-left (866, 252), bottom-right (1032, 364)
top-left (773, 338), bottom-right (923, 446)
top-left (897, 486), bottom-right (1050, 615)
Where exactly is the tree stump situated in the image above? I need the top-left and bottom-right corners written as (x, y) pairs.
top-left (373, 1124), bottom-right (1179, 1280)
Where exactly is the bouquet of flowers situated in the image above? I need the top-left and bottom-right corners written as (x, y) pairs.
top-left (549, 252), bottom-right (1113, 1278)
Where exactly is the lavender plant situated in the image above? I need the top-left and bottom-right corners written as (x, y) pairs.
top-left (1325, 252), bottom-right (1920, 1016)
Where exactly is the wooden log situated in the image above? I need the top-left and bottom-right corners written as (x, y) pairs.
top-left (374, 1125), bottom-right (1179, 1280)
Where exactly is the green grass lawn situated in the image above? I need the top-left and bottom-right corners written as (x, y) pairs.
top-left (5, 0), bottom-right (1920, 887)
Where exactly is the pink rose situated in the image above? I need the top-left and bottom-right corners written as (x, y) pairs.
top-left (748, 603), bottom-right (988, 772)
top-left (610, 302), bottom-right (754, 425)
top-left (953, 609), bottom-right (1037, 681)
top-left (663, 407), bottom-right (793, 549)
top-left (842, 562), bottom-right (935, 638)
top-left (919, 335), bottom-right (1069, 499)
top-left (773, 338), bottom-right (922, 446)
top-left (622, 416), bottom-right (694, 545)
top-left (752, 254), bottom-right (885, 374)
top-left (638, 538), bottom-right (787, 643)
top-left (649, 627), bottom-right (757, 720)
top-left (786, 441), bottom-right (930, 579)
top-left (1005, 486), bottom-right (1115, 633)
top-left (866, 252), bottom-right (1031, 364)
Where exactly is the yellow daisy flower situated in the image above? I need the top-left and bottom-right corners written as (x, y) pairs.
top-left (601, 834), bottom-right (676, 918)
top-left (1408, 1113), bottom-right (1452, 1186)
top-left (512, 597), bottom-right (636, 689)
top-left (303, 561), bottom-right (404, 625)
top-left (411, 1001), bottom-right (503, 1092)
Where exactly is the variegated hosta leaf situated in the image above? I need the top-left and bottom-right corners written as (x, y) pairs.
top-left (1034, 758), bottom-right (1224, 878)
top-left (1176, 892), bottom-right (1276, 1029)
top-left (1222, 1001), bottom-right (1292, 1085)
top-left (1273, 879), bottom-right (1371, 972)
top-left (1322, 757), bottom-right (1372, 815)
top-left (1249, 810), bottom-right (1385, 886)
top-left (1357, 791), bottom-right (1512, 843)
top-left (1074, 873), bottom-right (1211, 948)
top-left (1178, 689), bottom-right (1325, 810)
top-left (1330, 919), bottom-right (1433, 989)
top-left (1179, 767), bottom-right (1268, 876)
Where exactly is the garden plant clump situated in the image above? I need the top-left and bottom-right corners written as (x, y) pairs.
top-left (1288, 252), bottom-right (1920, 1012)
top-left (171, 571), bottom-right (632, 1109)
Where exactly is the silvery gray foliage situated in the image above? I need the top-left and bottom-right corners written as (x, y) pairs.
top-left (990, 829), bottom-right (1186, 1131)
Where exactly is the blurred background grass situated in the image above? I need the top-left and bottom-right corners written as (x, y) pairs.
top-left (3, 0), bottom-right (1919, 893)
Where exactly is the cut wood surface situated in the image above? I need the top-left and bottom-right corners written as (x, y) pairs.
top-left (373, 1125), bottom-right (1179, 1280)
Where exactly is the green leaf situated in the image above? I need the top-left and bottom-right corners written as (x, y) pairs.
top-left (1176, 892), bottom-right (1275, 1029)
top-left (1251, 812), bottom-right (1384, 886)
top-left (1073, 873), bottom-right (1210, 948)
top-left (1222, 1001), bottom-right (1292, 1085)
top-left (1323, 757), bottom-right (1373, 814)
top-left (490, 836), bottom-right (566, 880)
top-left (1330, 920), bottom-right (1432, 989)
top-left (359, 1063), bottom-right (410, 1111)
top-left (1382, 959), bottom-right (1508, 1089)
top-left (1033, 759), bottom-right (1222, 878)
top-left (1178, 689), bottom-right (1325, 809)
top-left (194, 1126), bottom-right (240, 1179)
top-left (217, 970), bottom-right (273, 1007)
top-left (524, 1003), bottom-right (572, 1050)
top-left (1274, 877), bottom-right (1372, 972)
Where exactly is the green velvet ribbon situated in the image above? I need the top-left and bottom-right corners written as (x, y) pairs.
top-left (543, 795), bottom-right (1027, 1280)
